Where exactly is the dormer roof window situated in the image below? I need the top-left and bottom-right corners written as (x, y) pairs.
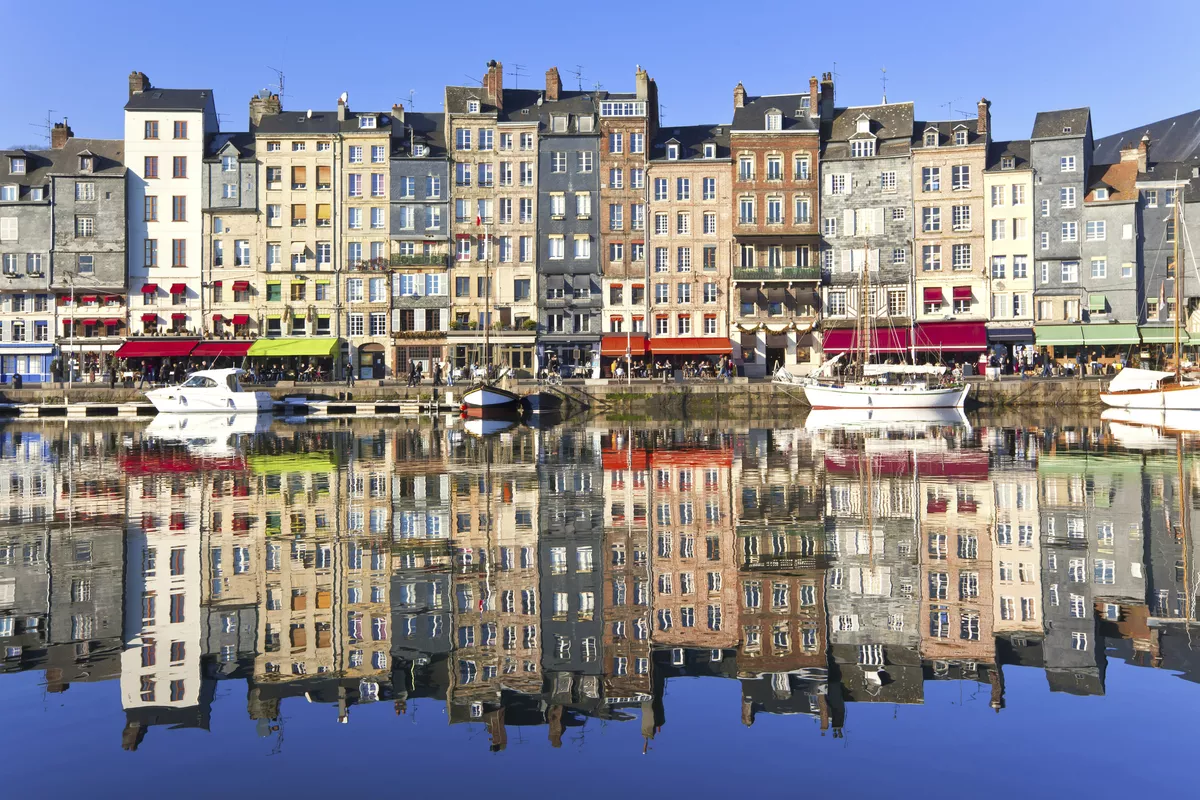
top-left (468, 99), bottom-right (480, 114)
top-left (924, 129), bottom-right (938, 147)
top-left (1001, 155), bottom-right (1015, 170)
top-left (412, 143), bottom-right (427, 157)
top-left (78, 151), bottom-right (94, 173)
top-left (667, 143), bottom-right (680, 160)
top-left (550, 115), bottom-right (567, 133)
top-left (765, 110), bottom-right (782, 131)
top-left (954, 130), bottom-right (967, 146)
top-left (800, 96), bottom-right (811, 109)
top-left (578, 116), bottom-right (594, 133)
top-left (856, 115), bottom-right (871, 135)
top-left (703, 143), bottom-right (716, 159)
top-left (358, 115), bottom-right (377, 129)
top-left (8, 156), bottom-right (26, 175)
top-left (1094, 187), bottom-right (1109, 200)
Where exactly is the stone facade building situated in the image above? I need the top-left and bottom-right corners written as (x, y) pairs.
top-left (983, 139), bottom-right (1035, 348)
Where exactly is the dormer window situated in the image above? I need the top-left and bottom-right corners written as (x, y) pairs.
top-left (578, 116), bottom-right (594, 133)
top-left (1094, 187), bottom-right (1109, 200)
top-left (1001, 156), bottom-right (1015, 170)
top-left (765, 111), bottom-right (782, 131)
top-left (954, 130), bottom-right (967, 146)
top-left (800, 96), bottom-right (811, 109)
top-left (551, 115), bottom-right (567, 133)
top-left (924, 131), bottom-right (938, 147)
top-left (9, 157), bottom-right (26, 175)
top-left (358, 115), bottom-right (377, 129)
top-left (851, 140), bottom-right (875, 158)
top-left (667, 144), bottom-right (679, 160)
top-left (468, 100), bottom-right (480, 114)
top-left (856, 116), bottom-right (871, 135)
top-left (703, 143), bottom-right (716, 159)
top-left (79, 155), bottom-right (94, 173)
top-left (412, 144), bottom-right (427, 157)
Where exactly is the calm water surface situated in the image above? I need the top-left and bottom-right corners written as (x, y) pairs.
top-left (1, 411), bottom-right (1198, 798)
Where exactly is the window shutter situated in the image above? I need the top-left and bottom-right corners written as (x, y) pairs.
top-left (868, 248), bottom-right (880, 271)
top-left (875, 208), bottom-right (886, 234)
top-left (842, 174), bottom-right (852, 195)
top-left (843, 209), bottom-right (855, 235)
top-left (415, 310), bottom-right (425, 332)
top-left (840, 250), bottom-right (852, 273)
top-left (824, 174), bottom-right (832, 195)
top-left (391, 309), bottom-right (401, 331)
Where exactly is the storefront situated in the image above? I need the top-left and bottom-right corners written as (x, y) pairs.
top-left (1138, 326), bottom-right (1192, 369)
top-left (599, 333), bottom-right (648, 377)
top-left (58, 342), bottom-right (122, 382)
top-left (913, 321), bottom-right (988, 365)
top-left (246, 338), bottom-right (339, 382)
top-left (395, 342), bottom-right (447, 377)
top-left (0, 343), bottom-right (55, 383)
top-left (191, 341), bottom-right (253, 368)
top-left (735, 322), bottom-right (817, 378)
top-left (356, 342), bottom-right (385, 379)
top-left (113, 339), bottom-right (201, 384)
top-left (820, 327), bottom-right (911, 358)
top-left (450, 333), bottom-right (537, 376)
top-left (646, 337), bottom-right (733, 377)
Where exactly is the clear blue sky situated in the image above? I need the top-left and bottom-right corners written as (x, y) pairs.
top-left (3, 0), bottom-right (1199, 148)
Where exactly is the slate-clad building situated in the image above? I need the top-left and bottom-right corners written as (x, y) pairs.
top-left (390, 108), bottom-right (451, 375)
top-left (202, 130), bottom-right (258, 343)
top-left (1080, 150), bottom-right (1140, 344)
top-left (537, 71), bottom-right (601, 371)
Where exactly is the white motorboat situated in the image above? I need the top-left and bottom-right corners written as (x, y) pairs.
top-left (145, 368), bottom-right (273, 414)
top-left (1099, 367), bottom-right (1200, 410)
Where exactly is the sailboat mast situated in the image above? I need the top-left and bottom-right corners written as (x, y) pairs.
top-left (1174, 190), bottom-right (1182, 382)
top-left (485, 219), bottom-right (491, 372)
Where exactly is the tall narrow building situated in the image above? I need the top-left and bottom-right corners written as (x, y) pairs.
top-left (983, 140), bottom-right (1035, 352)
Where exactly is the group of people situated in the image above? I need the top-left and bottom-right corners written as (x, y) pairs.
top-left (608, 356), bottom-right (736, 381)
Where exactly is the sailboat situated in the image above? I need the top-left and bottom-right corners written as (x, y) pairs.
top-left (462, 216), bottom-right (522, 416)
top-left (803, 264), bottom-right (969, 410)
top-left (1101, 185), bottom-right (1200, 409)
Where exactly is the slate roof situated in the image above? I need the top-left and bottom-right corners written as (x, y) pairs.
top-left (912, 118), bottom-right (984, 149)
top-left (338, 110), bottom-right (396, 134)
top-left (124, 89), bottom-right (212, 112)
top-left (985, 139), bottom-right (1031, 172)
top-left (828, 102), bottom-right (914, 142)
top-left (1093, 108), bottom-right (1200, 165)
top-left (1085, 161), bottom-right (1138, 203)
top-left (538, 90), bottom-right (597, 133)
top-left (205, 132), bottom-right (256, 161)
top-left (732, 93), bottom-right (819, 133)
top-left (499, 89), bottom-right (546, 123)
top-left (1135, 159), bottom-right (1200, 193)
top-left (649, 124), bottom-right (731, 162)
top-left (445, 85), bottom-right (496, 116)
top-left (1031, 108), bottom-right (1090, 140)
top-left (254, 110), bottom-right (343, 135)
top-left (393, 111), bottom-right (447, 158)
top-left (1, 138), bottom-right (125, 198)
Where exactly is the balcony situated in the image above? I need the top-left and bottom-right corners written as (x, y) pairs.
top-left (734, 266), bottom-right (821, 281)
top-left (390, 253), bottom-right (450, 267)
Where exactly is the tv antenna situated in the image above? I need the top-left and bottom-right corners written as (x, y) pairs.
top-left (592, 81), bottom-right (603, 94)
top-left (942, 98), bottom-right (961, 119)
top-left (408, 90), bottom-right (416, 109)
top-left (507, 63), bottom-right (527, 89)
top-left (831, 61), bottom-right (842, 83)
top-left (29, 109), bottom-right (56, 146)
top-left (267, 66), bottom-right (286, 101)
top-left (570, 65), bottom-right (587, 91)
top-left (659, 103), bottom-right (667, 124)
top-left (880, 67), bottom-right (888, 104)
top-left (463, 74), bottom-right (484, 87)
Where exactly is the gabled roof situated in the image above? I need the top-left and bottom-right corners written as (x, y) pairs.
top-left (828, 103), bottom-right (914, 143)
top-left (1093, 108), bottom-right (1200, 165)
top-left (913, 119), bottom-right (983, 148)
top-left (1031, 108), bottom-right (1090, 140)
top-left (1, 138), bottom-right (125, 188)
top-left (124, 88), bottom-right (212, 112)
top-left (205, 132), bottom-right (256, 161)
top-left (649, 124), bottom-right (731, 162)
top-left (985, 139), bottom-right (1031, 172)
top-left (254, 111), bottom-right (342, 135)
top-left (732, 93), bottom-right (819, 133)
top-left (1086, 161), bottom-right (1137, 202)
top-left (445, 86), bottom-right (496, 116)
top-left (338, 110), bottom-right (394, 134)
top-left (538, 90), bottom-right (598, 132)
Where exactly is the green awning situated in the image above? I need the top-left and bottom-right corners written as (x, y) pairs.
top-left (1089, 294), bottom-right (1107, 312)
top-left (1035, 325), bottom-right (1084, 346)
top-left (247, 338), bottom-right (340, 357)
top-left (1139, 326), bottom-right (1191, 344)
top-left (1081, 323), bottom-right (1139, 345)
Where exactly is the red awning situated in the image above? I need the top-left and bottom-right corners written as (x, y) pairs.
top-left (79, 295), bottom-right (97, 303)
top-left (102, 318), bottom-right (121, 326)
top-left (825, 451), bottom-right (913, 476)
top-left (62, 319), bottom-right (72, 328)
top-left (141, 284), bottom-right (158, 293)
top-left (211, 280), bottom-right (222, 288)
top-left (104, 295), bottom-right (122, 304)
top-left (114, 339), bottom-right (199, 359)
top-left (914, 321), bottom-right (988, 352)
top-left (170, 283), bottom-right (187, 294)
top-left (455, 233), bottom-right (471, 239)
top-left (79, 318), bottom-right (98, 326)
top-left (821, 327), bottom-right (911, 354)
top-left (141, 313), bottom-right (158, 322)
top-left (212, 314), bottom-right (224, 322)
top-left (171, 312), bottom-right (188, 320)
top-left (192, 341), bottom-right (253, 358)
top-left (601, 334), bottom-right (647, 356)
top-left (952, 286), bottom-right (973, 300)
top-left (231, 280), bottom-right (251, 291)
top-left (649, 337), bottom-right (733, 355)
top-left (923, 287), bottom-right (944, 302)
top-left (232, 314), bottom-right (251, 324)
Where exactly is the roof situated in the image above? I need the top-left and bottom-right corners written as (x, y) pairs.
top-left (445, 85), bottom-right (496, 116)
top-left (254, 110), bottom-right (342, 135)
top-left (498, 89), bottom-right (547, 123)
top-left (1, 138), bottom-right (125, 191)
top-left (913, 118), bottom-right (983, 149)
top-left (732, 93), bottom-right (819, 133)
top-left (1094, 108), bottom-right (1200, 165)
top-left (1086, 161), bottom-right (1138, 202)
top-left (338, 110), bottom-right (395, 134)
top-left (828, 103), bottom-right (914, 143)
top-left (1031, 108), bottom-right (1090, 140)
top-left (649, 124), bottom-right (731, 162)
top-left (1135, 159), bottom-right (1200, 193)
top-left (986, 139), bottom-right (1031, 172)
top-left (538, 90), bottom-right (597, 132)
top-left (124, 88), bottom-right (212, 112)
top-left (393, 111), bottom-right (446, 158)
top-left (205, 132), bottom-right (256, 161)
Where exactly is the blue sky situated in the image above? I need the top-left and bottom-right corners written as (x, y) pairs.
top-left (3, 0), bottom-right (1199, 148)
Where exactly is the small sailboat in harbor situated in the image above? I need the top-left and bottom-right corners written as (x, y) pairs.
top-left (461, 215), bottom-right (522, 417)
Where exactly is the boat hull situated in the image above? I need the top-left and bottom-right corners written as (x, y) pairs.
top-left (1100, 383), bottom-right (1200, 410)
top-left (803, 382), bottom-right (969, 410)
top-left (146, 388), bottom-right (274, 414)
top-left (462, 384), bottom-right (522, 415)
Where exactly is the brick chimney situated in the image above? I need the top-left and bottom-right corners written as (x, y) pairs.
top-left (808, 76), bottom-right (819, 117)
top-left (1138, 132), bottom-right (1150, 172)
top-left (336, 92), bottom-right (348, 122)
top-left (128, 71), bottom-right (150, 99)
top-left (545, 67), bottom-right (562, 102)
top-left (733, 82), bottom-right (746, 109)
top-left (819, 72), bottom-right (834, 121)
top-left (51, 118), bottom-right (73, 149)
top-left (483, 60), bottom-right (504, 109)
top-left (391, 102), bottom-right (405, 124)
top-left (249, 92), bottom-right (282, 128)
top-left (977, 98), bottom-right (991, 138)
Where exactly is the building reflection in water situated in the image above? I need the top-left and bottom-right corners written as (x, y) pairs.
top-left (0, 417), bottom-right (1199, 751)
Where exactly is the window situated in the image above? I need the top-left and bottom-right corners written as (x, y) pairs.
top-left (952, 205), bottom-right (971, 231)
top-left (144, 155), bottom-right (158, 178)
top-left (991, 219), bottom-right (1006, 241)
top-left (1060, 156), bottom-right (1076, 172)
top-left (829, 174), bottom-right (847, 194)
top-left (880, 170), bottom-right (896, 192)
top-left (922, 167), bottom-right (940, 192)
top-left (609, 132), bottom-right (623, 153)
top-left (951, 164), bottom-right (971, 190)
top-left (739, 156), bottom-right (754, 181)
top-left (991, 256), bottom-right (1007, 278)
top-left (851, 139), bottom-right (875, 158)
top-left (1085, 220), bottom-right (1106, 241)
top-left (172, 156), bottom-right (187, 178)
top-left (1090, 258), bottom-right (1107, 279)
top-left (794, 197), bottom-right (810, 224)
top-left (922, 245), bottom-right (942, 271)
top-left (75, 216), bottom-right (95, 237)
top-left (1060, 186), bottom-right (1076, 209)
top-left (952, 243), bottom-right (971, 270)
top-left (922, 207), bottom-right (941, 232)
top-left (1061, 221), bottom-right (1078, 242)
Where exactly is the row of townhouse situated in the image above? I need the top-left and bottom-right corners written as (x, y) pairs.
top-left (1, 65), bottom-right (1198, 382)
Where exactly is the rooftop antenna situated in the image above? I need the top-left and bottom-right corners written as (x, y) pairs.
top-left (942, 98), bottom-right (961, 119)
top-left (659, 103), bottom-right (667, 124)
top-left (592, 81), bottom-right (603, 94)
top-left (570, 65), bottom-right (586, 91)
top-left (407, 89), bottom-right (417, 109)
top-left (463, 74), bottom-right (484, 87)
top-left (267, 67), bottom-right (287, 101)
top-left (831, 61), bottom-right (842, 84)
top-left (29, 109), bottom-right (56, 146)
top-left (507, 63), bottom-right (527, 89)
top-left (880, 67), bottom-right (888, 104)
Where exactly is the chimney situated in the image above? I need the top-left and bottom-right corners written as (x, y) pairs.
top-left (545, 67), bottom-right (562, 102)
top-left (128, 71), bottom-right (150, 100)
top-left (819, 72), bottom-right (835, 121)
top-left (808, 76), bottom-right (819, 117)
top-left (483, 60), bottom-right (503, 110)
top-left (391, 102), bottom-right (405, 124)
top-left (635, 65), bottom-right (650, 101)
top-left (337, 92), bottom-right (348, 122)
top-left (1138, 132), bottom-right (1150, 173)
top-left (51, 118), bottom-right (73, 149)
top-left (249, 92), bottom-right (282, 128)
top-left (977, 98), bottom-right (992, 138)
top-left (733, 82), bottom-right (746, 109)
